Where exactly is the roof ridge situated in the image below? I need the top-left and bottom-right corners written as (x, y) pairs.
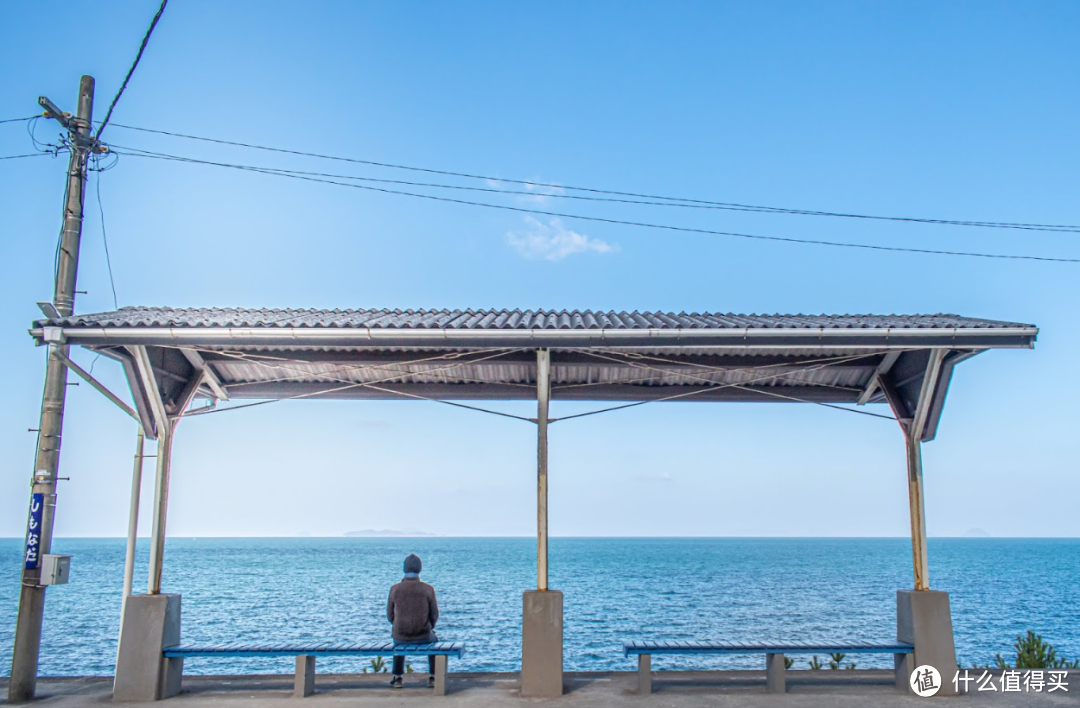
top-left (35, 306), bottom-right (1036, 332)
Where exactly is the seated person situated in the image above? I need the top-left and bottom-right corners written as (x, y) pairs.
top-left (386, 553), bottom-right (439, 688)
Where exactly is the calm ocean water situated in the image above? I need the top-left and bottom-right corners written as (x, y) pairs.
top-left (1, 537), bottom-right (1077, 676)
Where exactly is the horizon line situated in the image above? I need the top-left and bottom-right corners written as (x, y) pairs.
top-left (2, 534), bottom-right (1077, 540)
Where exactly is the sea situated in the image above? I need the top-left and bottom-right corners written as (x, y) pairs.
top-left (1, 537), bottom-right (1077, 677)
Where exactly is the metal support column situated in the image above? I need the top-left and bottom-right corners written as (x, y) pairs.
top-left (884, 348), bottom-right (945, 592)
top-left (147, 428), bottom-right (173, 594)
top-left (905, 433), bottom-right (929, 591)
top-left (118, 427), bottom-right (145, 630)
top-left (9, 75), bottom-right (95, 702)
top-left (536, 348), bottom-right (551, 591)
top-left (131, 345), bottom-right (174, 595)
top-left (114, 425), bottom-right (145, 686)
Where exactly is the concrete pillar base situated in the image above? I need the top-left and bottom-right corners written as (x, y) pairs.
top-left (895, 652), bottom-right (915, 691)
top-left (637, 654), bottom-right (651, 695)
top-left (433, 655), bottom-right (448, 696)
top-left (897, 589), bottom-right (958, 696)
top-left (521, 589), bottom-right (563, 697)
top-left (294, 655), bottom-right (315, 697)
top-left (114, 594), bottom-right (182, 702)
top-left (765, 652), bottom-right (786, 693)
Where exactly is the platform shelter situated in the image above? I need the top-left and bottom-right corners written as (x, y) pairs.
top-left (26, 306), bottom-right (1037, 699)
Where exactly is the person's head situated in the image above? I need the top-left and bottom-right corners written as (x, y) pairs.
top-left (403, 553), bottom-right (422, 576)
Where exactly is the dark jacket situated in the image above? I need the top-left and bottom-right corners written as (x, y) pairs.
top-left (387, 577), bottom-right (439, 643)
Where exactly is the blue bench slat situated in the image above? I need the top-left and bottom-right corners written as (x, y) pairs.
top-left (165, 642), bottom-right (464, 659)
top-left (623, 641), bottom-right (913, 658)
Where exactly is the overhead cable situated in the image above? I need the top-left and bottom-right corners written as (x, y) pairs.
top-left (104, 122), bottom-right (1080, 234)
top-left (110, 146), bottom-right (1080, 264)
top-left (94, 173), bottom-right (120, 308)
top-left (95, 0), bottom-right (168, 140)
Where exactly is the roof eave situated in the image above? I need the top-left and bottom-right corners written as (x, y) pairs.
top-left (28, 325), bottom-right (1040, 350)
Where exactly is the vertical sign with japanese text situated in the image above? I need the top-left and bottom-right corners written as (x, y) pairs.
top-left (24, 492), bottom-right (44, 570)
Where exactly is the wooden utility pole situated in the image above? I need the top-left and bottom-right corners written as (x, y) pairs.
top-left (8, 75), bottom-right (95, 702)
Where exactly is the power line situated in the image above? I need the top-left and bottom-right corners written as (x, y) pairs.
top-left (186, 398), bottom-right (276, 416)
top-left (94, 172), bottom-right (119, 309)
top-left (118, 143), bottom-right (1024, 229)
top-left (104, 121), bottom-right (1080, 234)
top-left (0, 116), bottom-right (37, 125)
top-left (95, 0), bottom-right (168, 140)
top-left (113, 143), bottom-right (809, 213)
top-left (110, 146), bottom-right (1080, 264)
top-left (0, 153), bottom-right (50, 161)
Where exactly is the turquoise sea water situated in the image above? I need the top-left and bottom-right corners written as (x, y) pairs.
top-left (1, 537), bottom-right (1077, 676)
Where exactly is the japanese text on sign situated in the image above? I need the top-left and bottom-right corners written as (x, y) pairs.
top-left (24, 492), bottom-right (44, 570)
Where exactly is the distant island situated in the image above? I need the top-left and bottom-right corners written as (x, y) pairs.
top-left (344, 529), bottom-right (437, 537)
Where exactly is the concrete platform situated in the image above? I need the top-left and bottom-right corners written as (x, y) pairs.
top-left (3, 671), bottom-right (1078, 707)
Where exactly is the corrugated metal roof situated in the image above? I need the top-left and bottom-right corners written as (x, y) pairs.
top-left (42, 309), bottom-right (1035, 444)
top-left (210, 358), bottom-right (868, 391)
top-left (41, 306), bottom-right (1033, 331)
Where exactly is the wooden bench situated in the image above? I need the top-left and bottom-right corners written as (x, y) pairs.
top-left (163, 641), bottom-right (465, 697)
top-left (623, 640), bottom-right (914, 694)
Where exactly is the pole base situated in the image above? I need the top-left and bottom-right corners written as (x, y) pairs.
top-left (114, 594), bottom-right (182, 701)
top-left (521, 590), bottom-right (563, 697)
top-left (897, 589), bottom-right (958, 696)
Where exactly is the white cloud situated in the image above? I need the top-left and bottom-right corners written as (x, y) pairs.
top-left (486, 177), bottom-right (565, 204)
top-left (505, 217), bottom-right (618, 261)
top-left (520, 181), bottom-right (565, 204)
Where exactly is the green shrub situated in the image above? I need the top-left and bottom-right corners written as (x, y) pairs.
top-left (827, 652), bottom-right (845, 670)
top-left (359, 655), bottom-right (412, 674)
top-left (784, 656), bottom-right (794, 669)
top-left (993, 631), bottom-right (1079, 670)
top-left (808, 655), bottom-right (823, 670)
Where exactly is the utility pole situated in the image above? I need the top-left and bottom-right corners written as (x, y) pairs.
top-left (9, 75), bottom-right (95, 702)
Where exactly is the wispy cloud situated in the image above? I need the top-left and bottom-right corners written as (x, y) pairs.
top-left (505, 217), bottom-right (618, 261)
top-left (486, 177), bottom-right (566, 204)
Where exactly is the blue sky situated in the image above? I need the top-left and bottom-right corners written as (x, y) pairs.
top-left (1, 1), bottom-right (1077, 539)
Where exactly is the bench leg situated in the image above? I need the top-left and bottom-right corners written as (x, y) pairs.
top-left (294, 655), bottom-right (315, 698)
top-left (433, 655), bottom-right (448, 696)
top-left (637, 654), bottom-right (652, 695)
top-left (765, 653), bottom-right (786, 694)
top-left (895, 653), bottom-right (914, 693)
